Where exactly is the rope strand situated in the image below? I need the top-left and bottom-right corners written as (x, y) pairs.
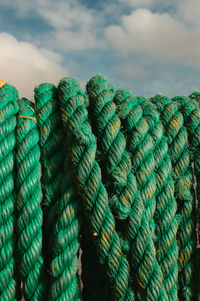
top-left (0, 83), bottom-right (20, 300)
top-left (151, 94), bottom-right (196, 301)
top-left (16, 98), bottom-right (47, 300)
top-left (58, 76), bottom-right (135, 301)
top-left (0, 75), bottom-right (199, 301)
top-left (113, 88), bottom-right (167, 300)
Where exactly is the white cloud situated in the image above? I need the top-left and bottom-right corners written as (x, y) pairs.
top-left (48, 29), bottom-right (103, 51)
top-left (175, 0), bottom-right (200, 26)
top-left (0, 0), bottom-right (104, 51)
top-left (37, 0), bottom-right (104, 50)
top-left (0, 32), bottom-right (67, 99)
top-left (117, 62), bottom-right (151, 78)
top-left (0, 0), bottom-right (200, 97)
top-left (105, 8), bottom-right (200, 69)
top-left (38, 1), bottom-right (95, 29)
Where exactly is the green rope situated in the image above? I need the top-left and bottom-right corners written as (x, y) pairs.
top-left (0, 76), bottom-right (199, 301)
top-left (113, 90), bottom-right (156, 236)
top-left (172, 95), bottom-right (199, 299)
top-left (34, 82), bottom-right (83, 301)
top-left (113, 88), bottom-right (167, 300)
top-left (138, 98), bottom-right (179, 300)
top-left (0, 83), bottom-right (19, 300)
top-left (151, 94), bottom-right (196, 301)
top-left (86, 75), bottom-right (135, 219)
top-left (49, 125), bottom-right (81, 301)
top-left (34, 84), bottom-right (64, 265)
top-left (58, 76), bottom-right (134, 301)
top-left (16, 98), bottom-right (47, 300)
top-left (187, 92), bottom-right (200, 253)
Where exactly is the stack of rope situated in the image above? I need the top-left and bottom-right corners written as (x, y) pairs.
top-left (0, 75), bottom-right (199, 301)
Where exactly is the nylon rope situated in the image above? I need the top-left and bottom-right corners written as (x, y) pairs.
top-left (0, 76), bottom-right (199, 301)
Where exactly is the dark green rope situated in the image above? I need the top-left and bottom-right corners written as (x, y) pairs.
top-left (139, 98), bottom-right (179, 300)
top-left (151, 94), bottom-right (196, 301)
top-left (172, 95), bottom-right (199, 299)
top-left (58, 76), bottom-right (134, 301)
top-left (34, 83), bottom-right (65, 273)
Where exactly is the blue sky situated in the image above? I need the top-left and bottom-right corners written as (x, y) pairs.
top-left (0, 0), bottom-right (200, 98)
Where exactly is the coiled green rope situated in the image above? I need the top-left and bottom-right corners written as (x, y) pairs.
top-left (0, 76), bottom-right (199, 301)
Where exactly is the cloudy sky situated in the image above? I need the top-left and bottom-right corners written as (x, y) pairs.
top-left (0, 0), bottom-right (200, 99)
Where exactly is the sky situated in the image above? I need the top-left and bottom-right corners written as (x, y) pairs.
top-left (0, 0), bottom-right (200, 99)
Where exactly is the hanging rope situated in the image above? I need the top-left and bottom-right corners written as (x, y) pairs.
top-left (0, 82), bottom-right (20, 300)
top-left (0, 75), bottom-right (199, 301)
top-left (16, 98), bottom-right (47, 300)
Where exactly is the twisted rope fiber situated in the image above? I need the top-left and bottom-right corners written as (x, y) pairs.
top-left (172, 95), bottom-right (199, 299)
top-left (86, 74), bottom-right (168, 301)
top-left (113, 90), bottom-right (156, 237)
top-left (34, 84), bottom-right (66, 289)
top-left (150, 94), bottom-right (196, 301)
top-left (113, 90), bottom-right (166, 300)
top-left (0, 76), bottom-right (200, 301)
top-left (16, 98), bottom-right (47, 300)
top-left (34, 84), bottom-right (81, 301)
top-left (77, 86), bottom-right (111, 301)
top-left (138, 98), bottom-right (179, 300)
top-left (57, 76), bottom-right (135, 301)
top-left (49, 157), bottom-right (81, 300)
top-left (187, 92), bottom-right (200, 251)
top-left (49, 123), bottom-right (81, 301)
top-left (187, 93), bottom-right (200, 301)
top-left (34, 84), bottom-right (64, 228)
top-left (86, 75), bottom-right (136, 219)
top-left (0, 83), bottom-right (21, 300)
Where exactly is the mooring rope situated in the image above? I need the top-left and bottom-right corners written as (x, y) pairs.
top-left (0, 76), bottom-right (199, 301)
top-left (151, 94), bottom-right (197, 301)
top-left (0, 82), bottom-right (20, 300)
top-left (16, 97), bottom-right (47, 300)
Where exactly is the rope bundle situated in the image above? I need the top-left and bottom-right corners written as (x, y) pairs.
top-left (0, 75), bottom-right (199, 301)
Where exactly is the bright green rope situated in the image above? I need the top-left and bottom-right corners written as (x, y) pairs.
top-left (49, 121), bottom-right (81, 301)
top-left (0, 76), bottom-right (199, 301)
top-left (16, 98), bottom-right (47, 300)
top-left (113, 88), bottom-right (167, 301)
top-left (34, 83), bottom-right (81, 301)
top-left (0, 83), bottom-right (20, 300)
